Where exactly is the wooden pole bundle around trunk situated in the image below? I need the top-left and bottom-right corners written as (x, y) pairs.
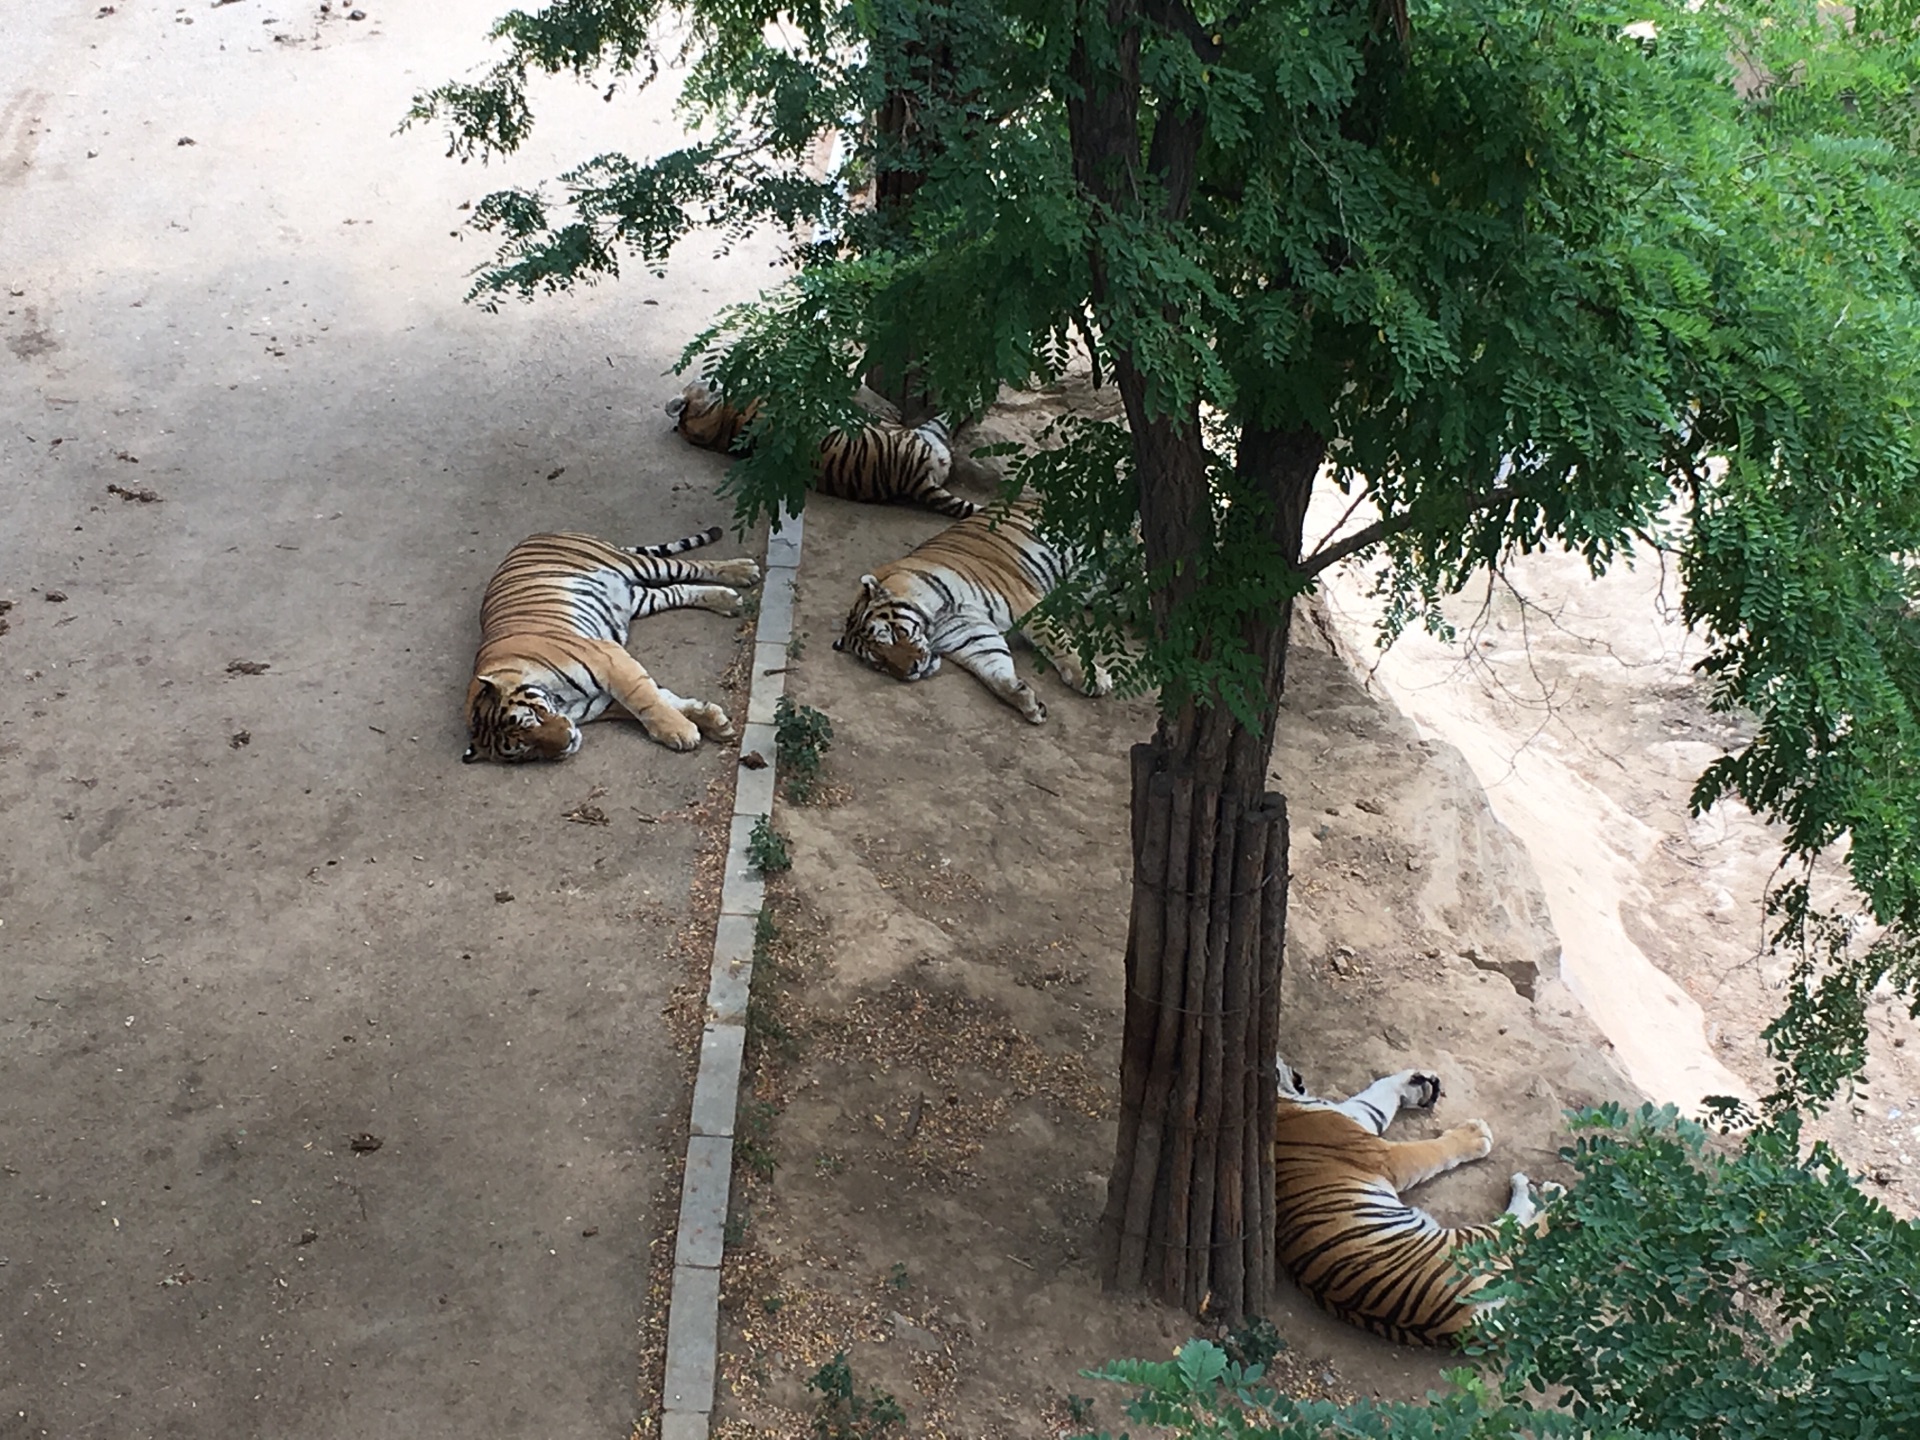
top-left (1102, 738), bottom-right (1290, 1321)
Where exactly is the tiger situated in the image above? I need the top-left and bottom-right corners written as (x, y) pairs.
top-left (1271, 1058), bottom-right (1551, 1347)
top-left (832, 499), bottom-right (1112, 724)
top-left (463, 529), bottom-right (761, 764)
top-left (665, 379), bottom-right (978, 518)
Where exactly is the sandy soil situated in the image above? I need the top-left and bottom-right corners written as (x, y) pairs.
top-left (704, 376), bottom-right (1918, 1438)
top-left (1315, 536), bottom-right (1920, 1212)
top-left (1, 8), bottom-right (769, 1437)
top-left (705, 421), bottom-right (1638, 1438)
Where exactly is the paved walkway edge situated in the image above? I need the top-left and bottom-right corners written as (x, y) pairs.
top-left (659, 509), bottom-right (803, 1439)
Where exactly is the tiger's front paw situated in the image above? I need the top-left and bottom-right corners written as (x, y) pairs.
top-left (1085, 664), bottom-right (1115, 698)
top-left (646, 713), bottom-right (703, 751)
top-left (718, 559), bottom-right (763, 588)
top-left (1455, 1119), bottom-right (1494, 1158)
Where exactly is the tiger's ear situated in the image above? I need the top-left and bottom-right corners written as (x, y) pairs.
top-left (462, 745), bottom-right (480, 764)
top-left (664, 395), bottom-right (687, 419)
top-left (474, 674), bottom-right (502, 696)
top-left (832, 636), bottom-right (844, 651)
top-left (859, 574), bottom-right (881, 597)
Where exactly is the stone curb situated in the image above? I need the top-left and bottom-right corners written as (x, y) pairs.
top-left (658, 509), bottom-right (804, 1439)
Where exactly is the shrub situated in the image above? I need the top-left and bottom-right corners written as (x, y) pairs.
top-left (774, 695), bottom-right (834, 803)
top-left (1080, 1106), bottom-right (1920, 1440)
top-left (747, 814), bottom-right (791, 875)
top-left (807, 1352), bottom-right (906, 1440)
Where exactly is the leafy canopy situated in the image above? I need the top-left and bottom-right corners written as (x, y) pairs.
top-left (411, 0), bottom-right (1920, 1107)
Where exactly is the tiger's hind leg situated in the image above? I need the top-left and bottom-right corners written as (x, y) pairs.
top-left (905, 422), bottom-right (978, 519)
top-left (1334, 1069), bottom-right (1444, 1135)
top-left (621, 545), bottom-right (763, 590)
top-left (1379, 1119), bottom-right (1494, 1193)
top-left (689, 556), bottom-right (762, 589)
top-left (590, 641), bottom-right (722, 751)
top-left (1021, 616), bottom-right (1113, 697)
top-left (630, 582), bottom-right (750, 619)
top-left (934, 615), bottom-right (1048, 723)
top-left (1504, 1173), bottom-right (1538, 1224)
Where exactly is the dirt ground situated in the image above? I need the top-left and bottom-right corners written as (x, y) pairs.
top-left (1, 7), bottom-right (770, 1437)
top-left (8, 8), bottom-right (1916, 1437)
top-left (705, 429), bottom-right (1639, 1438)
top-left (703, 377), bottom-right (1920, 1439)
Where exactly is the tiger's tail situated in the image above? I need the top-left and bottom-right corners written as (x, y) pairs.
top-left (628, 526), bottom-right (723, 559)
top-left (923, 490), bottom-right (978, 518)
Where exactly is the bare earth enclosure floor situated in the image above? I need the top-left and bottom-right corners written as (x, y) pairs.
top-left (709, 378), bottom-right (1920, 1437)
top-left (8, 10), bottom-right (1918, 1440)
top-left (709, 482), bottom-right (1637, 1439)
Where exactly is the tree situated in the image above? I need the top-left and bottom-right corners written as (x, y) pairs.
top-left (411, 0), bottom-right (1920, 1320)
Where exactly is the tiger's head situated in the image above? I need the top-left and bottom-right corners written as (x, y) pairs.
top-left (833, 574), bottom-right (940, 682)
top-left (665, 381), bottom-right (754, 453)
top-left (463, 675), bottom-right (581, 764)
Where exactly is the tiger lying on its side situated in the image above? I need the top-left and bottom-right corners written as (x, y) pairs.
top-left (833, 500), bottom-right (1111, 724)
top-left (666, 380), bottom-right (977, 518)
top-left (464, 529), bottom-right (760, 764)
top-left (1272, 1058), bottom-right (1551, 1347)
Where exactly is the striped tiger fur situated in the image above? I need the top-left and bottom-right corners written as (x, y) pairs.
top-left (832, 500), bottom-right (1111, 724)
top-left (666, 380), bottom-right (977, 518)
top-left (1272, 1060), bottom-right (1548, 1347)
top-left (464, 529), bottom-right (760, 764)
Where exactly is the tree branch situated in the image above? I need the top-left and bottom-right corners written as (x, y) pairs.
top-left (1298, 476), bottom-right (1534, 577)
top-left (1147, 106), bottom-right (1204, 221)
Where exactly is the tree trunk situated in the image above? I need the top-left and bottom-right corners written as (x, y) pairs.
top-left (1095, 419), bottom-right (1321, 1325)
top-left (1065, 0), bottom-right (1327, 1321)
top-left (863, 23), bottom-right (953, 423)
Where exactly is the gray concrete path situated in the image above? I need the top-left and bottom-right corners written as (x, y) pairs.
top-left (0, 6), bottom-right (767, 1436)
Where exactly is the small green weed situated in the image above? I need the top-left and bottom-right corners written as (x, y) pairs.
top-left (747, 814), bottom-right (792, 875)
top-left (1221, 1314), bottom-right (1285, 1370)
top-left (745, 986), bottom-right (798, 1061)
top-left (787, 631), bottom-right (806, 659)
top-left (723, 1203), bottom-right (752, 1248)
top-left (807, 1353), bottom-right (906, 1440)
top-left (737, 1099), bottom-right (779, 1180)
top-left (773, 696), bottom-right (834, 803)
top-left (1065, 1393), bottom-right (1095, 1425)
top-left (887, 1261), bottom-right (911, 1291)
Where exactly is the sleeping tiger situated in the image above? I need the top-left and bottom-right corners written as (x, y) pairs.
top-left (833, 500), bottom-right (1112, 724)
top-left (666, 380), bottom-right (977, 518)
top-left (1272, 1059), bottom-right (1550, 1347)
top-left (463, 529), bottom-right (760, 764)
